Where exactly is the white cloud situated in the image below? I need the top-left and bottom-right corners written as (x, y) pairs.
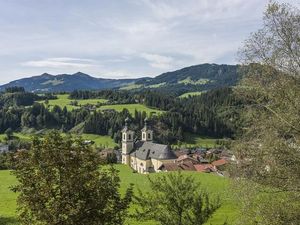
top-left (21, 57), bottom-right (97, 69)
top-left (140, 53), bottom-right (174, 69)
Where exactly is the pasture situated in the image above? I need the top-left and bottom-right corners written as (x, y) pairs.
top-left (179, 91), bottom-right (203, 98)
top-left (0, 132), bottom-right (117, 149)
top-left (0, 165), bottom-right (238, 225)
top-left (37, 94), bottom-right (163, 116)
top-left (172, 132), bottom-right (220, 148)
top-left (37, 94), bottom-right (108, 110)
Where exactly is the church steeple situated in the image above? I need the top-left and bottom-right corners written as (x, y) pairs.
top-left (121, 117), bottom-right (134, 165)
top-left (141, 117), bottom-right (153, 142)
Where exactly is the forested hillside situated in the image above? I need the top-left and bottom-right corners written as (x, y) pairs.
top-left (0, 87), bottom-right (243, 146)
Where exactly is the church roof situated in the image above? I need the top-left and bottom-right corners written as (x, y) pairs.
top-left (130, 141), bottom-right (177, 160)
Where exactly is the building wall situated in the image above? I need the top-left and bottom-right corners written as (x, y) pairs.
top-left (151, 158), bottom-right (176, 172)
top-left (122, 154), bottom-right (130, 166)
top-left (130, 156), bottom-right (151, 174)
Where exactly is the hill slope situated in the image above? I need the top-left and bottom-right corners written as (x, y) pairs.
top-left (0, 64), bottom-right (240, 93)
top-left (132, 63), bottom-right (240, 94)
top-left (0, 72), bottom-right (137, 92)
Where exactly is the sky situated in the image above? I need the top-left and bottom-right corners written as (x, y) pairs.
top-left (0, 0), bottom-right (299, 84)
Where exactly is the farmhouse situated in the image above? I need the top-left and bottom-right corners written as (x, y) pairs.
top-left (121, 118), bottom-right (177, 173)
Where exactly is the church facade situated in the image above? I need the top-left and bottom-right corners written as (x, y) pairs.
top-left (121, 118), bottom-right (177, 174)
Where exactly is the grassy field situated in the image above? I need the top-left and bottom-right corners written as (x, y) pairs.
top-left (0, 132), bottom-right (117, 149)
top-left (178, 77), bottom-right (210, 85)
top-left (0, 165), bottom-right (238, 225)
top-left (99, 104), bottom-right (164, 116)
top-left (0, 133), bottom-right (32, 142)
top-left (37, 94), bottom-right (163, 116)
top-left (80, 134), bottom-right (117, 148)
top-left (37, 94), bottom-right (108, 110)
top-left (119, 84), bottom-right (143, 90)
top-left (179, 91), bottom-right (203, 98)
top-left (172, 133), bottom-right (220, 148)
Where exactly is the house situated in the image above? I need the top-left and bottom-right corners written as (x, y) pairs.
top-left (212, 159), bottom-right (228, 170)
top-left (176, 154), bottom-right (199, 164)
top-left (194, 164), bottom-right (215, 173)
top-left (121, 118), bottom-right (177, 174)
top-left (158, 161), bottom-right (196, 172)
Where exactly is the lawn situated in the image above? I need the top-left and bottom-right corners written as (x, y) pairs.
top-left (37, 94), bottom-right (108, 110)
top-left (172, 133), bottom-right (220, 149)
top-left (0, 165), bottom-right (238, 225)
top-left (99, 104), bottom-right (164, 116)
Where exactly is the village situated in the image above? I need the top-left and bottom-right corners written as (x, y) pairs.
top-left (99, 118), bottom-right (234, 175)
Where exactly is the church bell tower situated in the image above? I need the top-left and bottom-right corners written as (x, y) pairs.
top-left (141, 117), bottom-right (153, 142)
top-left (121, 117), bottom-right (134, 165)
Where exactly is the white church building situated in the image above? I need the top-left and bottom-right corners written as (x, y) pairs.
top-left (121, 118), bottom-right (177, 174)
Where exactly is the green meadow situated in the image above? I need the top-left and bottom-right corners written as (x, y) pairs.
top-left (172, 132), bottom-right (220, 149)
top-left (37, 94), bottom-right (164, 116)
top-left (0, 132), bottom-right (116, 149)
top-left (179, 91), bottom-right (203, 98)
top-left (37, 94), bottom-right (108, 110)
top-left (0, 165), bottom-right (238, 225)
top-left (79, 134), bottom-right (117, 148)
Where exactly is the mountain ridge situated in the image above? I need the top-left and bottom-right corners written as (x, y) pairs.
top-left (0, 63), bottom-right (240, 93)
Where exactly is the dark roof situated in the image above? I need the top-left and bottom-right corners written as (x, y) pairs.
top-left (159, 161), bottom-right (196, 171)
top-left (130, 141), bottom-right (177, 160)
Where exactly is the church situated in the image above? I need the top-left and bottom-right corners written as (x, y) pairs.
top-left (121, 118), bottom-right (177, 174)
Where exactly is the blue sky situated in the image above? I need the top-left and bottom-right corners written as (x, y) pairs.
top-left (0, 0), bottom-right (299, 84)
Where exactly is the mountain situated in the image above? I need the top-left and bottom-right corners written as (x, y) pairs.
top-left (129, 63), bottom-right (240, 94)
top-left (0, 72), bottom-right (138, 93)
top-left (0, 64), bottom-right (240, 93)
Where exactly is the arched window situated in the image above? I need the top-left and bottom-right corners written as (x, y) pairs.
top-left (143, 133), bottom-right (145, 139)
top-left (148, 133), bottom-right (151, 139)
top-left (123, 134), bottom-right (126, 140)
top-left (129, 134), bottom-right (131, 140)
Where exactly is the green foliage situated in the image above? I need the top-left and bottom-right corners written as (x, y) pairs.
top-left (0, 165), bottom-right (238, 225)
top-left (12, 131), bottom-right (133, 225)
top-left (5, 87), bottom-right (25, 93)
top-left (179, 91), bottom-right (203, 98)
top-left (233, 2), bottom-right (300, 225)
top-left (134, 171), bottom-right (220, 225)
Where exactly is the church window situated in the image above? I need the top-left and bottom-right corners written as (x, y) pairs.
top-left (143, 133), bottom-right (145, 139)
top-left (129, 134), bottom-right (131, 140)
top-left (123, 134), bottom-right (126, 140)
top-left (148, 133), bottom-right (151, 139)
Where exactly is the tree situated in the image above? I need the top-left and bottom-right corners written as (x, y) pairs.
top-left (4, 128), bottom-right (13, 140)
top-left (233, 2), bottom-right (300, 225)
top-left (134, 172), bottom-right (220, 225)
top-left (12, 131), bottom-right (133, 225)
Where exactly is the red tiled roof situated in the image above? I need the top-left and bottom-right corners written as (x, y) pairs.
top-left (178, 161), bottom-right (196, 171)
top-left (194, 164), bottom-right (214, 172)
top-left (212, 159), bottom-right (228, 166)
